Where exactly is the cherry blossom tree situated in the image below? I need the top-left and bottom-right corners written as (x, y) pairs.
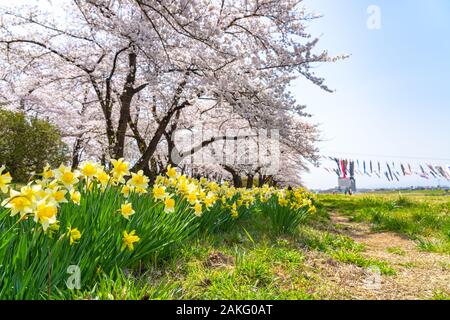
top-left (0, 0), bottom-right (346, 184)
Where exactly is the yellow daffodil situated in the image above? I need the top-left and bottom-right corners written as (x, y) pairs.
top-left (187, 192), bottom-right (197, 205)
top-left (135, 187), bottom-right (147, 195)
top-left (230, 203), bottom-right (238, 218)
top-left (121, 185), bottom-right (131, 198)
top-left (278, 197), bottom-right (288, 207)
top-left (70, 190), bottom-right (81, 205)
top-left (45, 187), bottom-right (68, 205)
top-left (308, 205), bottom-right (317, 214)
top-left (166, 165), bottom-right (177, 178)
top-left (155, 175), bottom-right (165, 185)
top-left (226, 189), bottom-right (235, 199)
top-left (1, 189), bottom-right (34, 218)
top-left (152, 185), bottom-right (166, 200)
top-left (0, 158), bottom-right (320, 249)
top-left (168, 177), bottom-right (177, 187)
top-left (79, 161), bottom-right (98, 178)
top-left (120, 202), bottom-right (135, 220)
top-left (34, 199), bottom-right (58, 231)
top-left (67, 227), bottom-right (81, 245)
top-left (198, 190), bottom-right (206, 200)
top-left (177, 179), bottom-right (188, 194)
top-left (20, 183), bottom-right (42, 202)
top-left (54, 164), bottom-right (79, 189)
top-left (36, 179), bottom-right (53, 197)
top-left (110, 158), bottom-right (130, 178)
top-left (96, 169), bottom-right (110, 187)
top-left (122, 230), bottom-right (140, 251)
top-left (207, 181), bottom-right (219, 192)
top-left (301, 198), bottom-right (312, 207)
top-left (49, 220), bottom-right (60, 233)
top-left (204, 192), bottom-right (216, 209)
top-left (193, 202), bottom-right (202, 216)
top-left (0, 165), bottom-right (12, 193)
top-left (164, 197), bottom-right (175, 213)
top-left (128, 170), bottom-right (149, 190)
top-left (41, 164), bottom-right (54, 180)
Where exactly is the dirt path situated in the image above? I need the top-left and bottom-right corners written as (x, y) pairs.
top-left (306, 213), bottom-right (450, 300)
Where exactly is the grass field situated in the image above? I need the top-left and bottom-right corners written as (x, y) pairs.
top-left (319, 191), bottom-right (450, 254)
top-left (72, 190), bottom-right (449, 300)
top-left (1, 161), bottom-right (448, 300)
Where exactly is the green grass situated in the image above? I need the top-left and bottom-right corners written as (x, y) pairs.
top-left (151, 213), bottom-right (321, 300)
top-left (297, 225), bottom-right (396, 275)
top-left (5, 186), bottom-right (446, 299)
top-left (318, 192), bottom-right (450, 254)
top-left (72, 217), bottom-right (318, 300)
top-left (69, 206), bottom-right (399, 299)
top-left (386, 246), bottom-right (406, 256)
top-left (399, 261), bottom-right (417, 269)
top-left (330, 250), bottom-right (396, 275)
top-left (432, 290), bottom-right (450, 300)
top-left (68, 190), bottom-right (450, 300)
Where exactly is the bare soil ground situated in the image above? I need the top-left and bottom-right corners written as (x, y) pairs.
top-left (303, 213), bottom-right (450, 300)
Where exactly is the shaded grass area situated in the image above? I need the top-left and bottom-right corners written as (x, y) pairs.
top-left (318, 192), bottom-right (450, 254)
top-left (71, 207), bottom-right (395, 300)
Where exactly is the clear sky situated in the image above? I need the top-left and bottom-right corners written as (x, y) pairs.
top-left (295, 0), bottom-right (450, 190)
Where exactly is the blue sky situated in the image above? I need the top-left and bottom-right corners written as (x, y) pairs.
top-left (295, 0), bottom-right (450, 189)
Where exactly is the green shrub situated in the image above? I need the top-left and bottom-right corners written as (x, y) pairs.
top-left (0, 109), bottom-right (68, 182)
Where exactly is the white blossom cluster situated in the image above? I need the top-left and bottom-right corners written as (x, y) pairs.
top-left (0, 0), bottom-right (347, 185)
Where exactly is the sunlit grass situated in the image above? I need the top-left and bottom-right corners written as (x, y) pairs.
top-left (318, 191), bottom-right (450, 254)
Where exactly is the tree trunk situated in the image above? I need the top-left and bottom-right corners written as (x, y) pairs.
top-left (71, 136), bottom-right (83, 170)
top-left (131, 77), bottom-right (191, 172)
top-left (113, 51), bottom-right (138, 159)
top-left (222, 165), bottom-right (242, 188)
top-left (131, 103), bottom-right (186, 172)
top-left (100, 153), bottom-right (106, 167)
top-left (246, 173), bottom-right (254, 188)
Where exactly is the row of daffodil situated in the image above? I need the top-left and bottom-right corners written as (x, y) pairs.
top-left (0, 160), bottom-right (316, 251)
